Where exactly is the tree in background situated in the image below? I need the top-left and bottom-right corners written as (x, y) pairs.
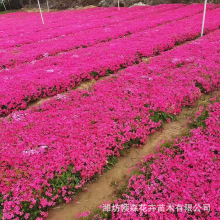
top-left (1, 0), bottom-right (220, 11)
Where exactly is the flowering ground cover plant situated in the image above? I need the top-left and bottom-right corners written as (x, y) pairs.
top-left (1, 4), bottom-right (214, 68)
top-left (0, 7), bottom-right (110, 37)
top-left (0, 27), bottom-right (220, 219)
top-left (0, 4), bottom-right (182, 49)
top-left (0, 7), bottom-right (129, 44)
top-left (92, 97), bottom-right (220, 220)
top-left (0, 7), bottom-right (220, 116)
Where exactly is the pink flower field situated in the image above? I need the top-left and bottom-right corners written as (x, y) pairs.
top-left (93, 95), bottom-right (220, 220)
top-left (1, 5), bottom-right (220, 116)
top-left (0, 4), bottom-right (219, 220)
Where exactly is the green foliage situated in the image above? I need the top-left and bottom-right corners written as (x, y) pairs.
top-left (0, 165), bottom-right (82, 219)
top-left (89, 208), bottom-right (112, 220)
top-left (195, 109), bottom-right (209, 128)
top-left (195, 82), bottom-right (206, 93)
top-left (122, 137), bottom-right (142, 149)
top-left (141, 157), bottom-right (155, 180)
top-left (116, 179), bottom-right (129, 198)
top-left (176, 61), bottom-right (185, 68)
top-left (82, 92), bottom-right (90, 97)
top-left (150, 110), bottom-right (176, 123)
top-left (120, 64), bottom-right (126, 69)
top-left (158, 139), bottom-right (184, 156)
top-left (105, 155), bottom-right (118, 171)
top-left (91, 119), bottom-right (96, 124)
top-left (49, 165), bottom-right (81, 190)
top-left (1, 105), bottom-right (7, 110)
top-left (20, 201), bottom-right (42, 220)
top-left (189, 108), bottom-right (209, 129)
top-left (0, 194), bottom-right (3, 220)
top-left (160, 140), bottom-right (174, 149)
top-left (106, 69), bottom-right (114, 75)
top-left (90, 71), bottom-right (99, 78)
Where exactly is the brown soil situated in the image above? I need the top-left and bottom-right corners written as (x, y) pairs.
top-left (28, 79), bottom-right (97, 108)
top-left (74, 5), bottom-right (97, 10)
top-left (21, 5), bottom-right (96, 13)
top-left (47, 92), bottom-right (217, 220)
top-left (21, 8), bottom-right (58, 12)
top-left (28, 74), bottom-right (114, 109)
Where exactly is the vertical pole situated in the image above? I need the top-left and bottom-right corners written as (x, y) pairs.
top-left (46, 0), bottom-right (49, 12)
top-left (118, 0), bottom-right (120, 10)
top-left (37, 0), bottom-right (44, 25)
top-left (201, 0), bottom-right (208, 37)
top-left (1, 0), bottom-right (7, 10)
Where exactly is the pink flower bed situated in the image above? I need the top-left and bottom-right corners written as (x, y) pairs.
top-left (0, 7), bottom-right (107, 37)
top-left (0, 28), bottom-right (219, 219)
top-left (94, 100), bottom-right (220, 220)
top-left (0, 7), bottom-right (124, 43)
top-left (0, 4), bottom-right (182, 49)
top-left (1, 4), bottom-right (213, 68)
top-left (0, 7), bottom-right (220, 116)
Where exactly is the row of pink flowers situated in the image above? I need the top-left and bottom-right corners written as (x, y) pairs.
top-left (0, 4), bottom-right (212, 68)
top-left (3, 5), bottom-right (171, 39)
top-left (0, 7), bottom-right (127, 41)
top-left (0, 7), bottom-right (220, 116)
top-left (0, 28), bottom-right (219, 219)
top-left (94, 99), bottom-right (220, 219)
top-left (0, 7), bottom-right (107, 35)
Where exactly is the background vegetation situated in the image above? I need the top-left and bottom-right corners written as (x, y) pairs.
top-left (1, 0), bottom-right (220, 14)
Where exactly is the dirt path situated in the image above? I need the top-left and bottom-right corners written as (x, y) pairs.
top-left (47, 92), bottom-right (216, 220)
top-left (27, 75), bottom-right (114, 109)
top-left (28, 79), bottom-right (97, 108)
